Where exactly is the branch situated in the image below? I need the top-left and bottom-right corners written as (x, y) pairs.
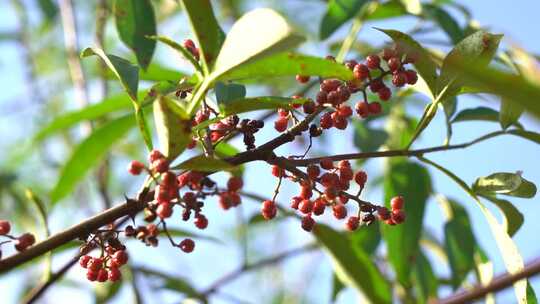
top-left (201, 243), bottom-right (318, 296)
top-left (286, 130), bottom-right (507, 166)
top-left (438, 257), bottom-right (540, 304)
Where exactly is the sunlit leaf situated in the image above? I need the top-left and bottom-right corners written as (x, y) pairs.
top-left (220, 96), bottom-right (307, 116)
top-left (500, 98), bottom-right (524, 130)
top-left (472, 172), bottom-right (537, 198)
top-left (480, 195), bottom-right (524, 236)
top-left (113, 0), bottom-right (157, 69)
top-left (50, 115), bottom-right (135, 204)
top-left (528, 281), bottom-right (538, 304)
top-left (153, 96), bottom-right (192, 161)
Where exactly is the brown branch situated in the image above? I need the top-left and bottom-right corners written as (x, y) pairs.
top-left (437, 257), bottom-right (540, 304)
top-left (286, 130), bottom-right (507, 166)
top-left (201, 243), bottom-right (318, 296)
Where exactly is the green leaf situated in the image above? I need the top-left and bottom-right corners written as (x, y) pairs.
top-left (139, 63), bottom-right (185, 82)
top-left (507, 130), bottom-right (540, 145)
top-left (214, 82), bottom-right (247, 105)
top-left (135, 267), bottom-right (206, 303)
top-left (419, 156), bottom-right (527, 303)
top-left (382, 160), bottom-right (431, 287)
top-left (480, 195), bottom-right (524, 236)
top-left (331, 272), bottom-right (345, 302)
top-left (37, 0), bottom-right (58, 23)
top-left (95, 280), bottom-right (122, 304)
top-left (438, 30), bottom-right (503, 100)
top-left (211, 8), bottom-right (305, 79)
top-left (174, 155), bottom-right (235, 172)
top-left (353, 122), bottom-right (388, 152)
top-left (50, 115), bottom-right (135, 204)
top-left (113, 0), bottom-right (157, 69)
top-left (423, 4), bottom-right (464, 44)
top-left (216, 53), bottom-right (354, 82)
top-left (180, 0), bottom-right (225, 73)
top-left (377, 29), bottom-right (439, 94)
top-left (220, 96), bottom-right (308, 116)
top-left (365, 1), bottom-right (407, 20)
top-left (148, 35), bottom-right (202, 73)
top-left (34, 95), bottom-right (132, 142)
top-left (472, 172), bottom-right (537, 198)
top-left (451, 107), bottom-right (499, 123)
top-left (442, 199), bottom-right (476, 289)
top-left (319, 0), bottom-right (370, 40)
top-left (153, 96), bottom-right (192, 161)
top-left (81, 48), bottom-right (139, 102)
top-left (349, 220), bottom-right (381, 255)
top-left (500, 98), bottom-right (524, 130)
top-left (314, 224), bottom-right (391, 304)
top-left (412, 250), bottom-right (438, 303)
top-left (528, 281), bottom-right (538, 304)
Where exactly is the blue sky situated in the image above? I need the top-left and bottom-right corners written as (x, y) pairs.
top-left (1, 0), bottom-right (540, 303)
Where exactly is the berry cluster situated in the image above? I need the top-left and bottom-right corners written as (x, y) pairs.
top-left (274, 96), bottom-right (317, 132)
top-left (195, 112), bottom-right (264, 150)
top-left (217, 176), bottom-right (244, 210)
top-left (79, 248), bottom-right (127, 282)
top-left (262, 159), bottom-right (406, 232)
top-left (0, 220), bottom-right (36, 259)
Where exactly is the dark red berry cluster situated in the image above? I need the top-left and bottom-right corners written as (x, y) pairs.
top-left (274, 95), bottom-right (317, 132)
top-left (262, 159), bottom-right (406, 232)
top-left (0, 220), bottom-right (36, 259)
top-left (79, 248), bottom-right (127, 282)
top-left (218, 176), bottom-right (244, 210)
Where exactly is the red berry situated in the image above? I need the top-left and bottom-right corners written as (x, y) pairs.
top-left (320, 79), bottom-right (341, 92)
top-left (15, 233), bottom-right (35, 251)
top-left (86, 269), bottom-right (98, 282)
top-left (113, 250), bottom-right (128, 265)
top-left (227, 176), bottom-right (243, 192)
top-left (274, 116), bottom-right (289, 132)
top-left (230, 192), bottom-right (241, 207)
top-left (392, 72), bottom-right (407, 87)
top-left (366, 55), bottom-right (381, 69)
top-left (332, 114), bottom-right (348, 130)
top-left (325, 187), bottom-right (338, 200)
top-left (368, 102), bottom-right (382, 115)
top-left (353, 64), bottom-right (369, 80)
top-left (296, 75), bottom-right (310, 83)
top-left (302, 100), bottom-right (317, 114)
top-left (320, 112), bottom-right (333, 129)
top-left (332, 204), bottom-right (347, 219)
top-left (183, 192), bottom-right (197, 206)
top-left (88, 258), bottom-right (103, 272)
top-left (271, 165), bottom-right (284, 178)
top-left (316, 91), bottom-right (328, 104)
top-left (79, 255), bottom-right (91, 268)
top-left (392, 209), bottom-right (406, 224)
top-left (152, 158), bottom-right (169, 173)
top-left (338, 160), bottom-right (350, 169)
top-left (300, 185), bottom-right (313, 199)
top-left (346, 216), bottom-right (360, 231)
top-left (290, 196), bottom-right (302, 210)
top-left (156, 203), bottom-right (173, 219)
top-left (320, 158), bottom-right (334, 170)
top-left (344, 59), bottom-right (358, 70)
top-left (378, 87), bottom-right (392, 101)
top-left (336, 85), bottom-right (351, 102)
top-left (313, 199), bottom-right (326, 216)
top-left (382, 48), bottom-right (397, 61)
top-left (355, 102), bottom-right (369, 118)
top-left (338, 194), bottom-right (349, 204)
top-left (262, 200), bottom-right (275, 212)
top-left (218, 193), bottom-right (232, 210)
top-left (299, 199), bottom-right (313, 214)
top-left (278, 108), bottom-right (289, 117)
top-left (307, 165), bottom-right (320, 179)
top-left (97, 269), bottom-right (108, 282)
top-left (337, 105), bottom-right (353, 117)
top-left (390, 196), bottom-right (404, 210)
top-left (339, 167), bottom-right (353, 181)
top-left (354, 171), bottom-right (368, 186)
top-left (377, 207), bottom-right (391, 221)
top-left (194, 214), bottom-right (208, 229)
top-left (301, 215), bottom-right (315, 232)
top-left (0, 220), bottom-right (11, 235)
top-left (108, 267), bottom-right (121, 282)
top-left (180, 238), bottom-right (195, 253)
top-left (183, 39), bottom-right (195, 50)
top-left (149, 150), bottom-right (164, 163)
top-left (327, 91), bottom-right (340, 105)
top-left (320, 172), bottom-right (339, 188)
top-left (128, 161), bottom-right (145, 175)
top-left (387, 57), bottom-right (401, 72)
top-left (369, 80), bottom-right (384, 94)
top-left (404, 70), bottom-right (418, 85)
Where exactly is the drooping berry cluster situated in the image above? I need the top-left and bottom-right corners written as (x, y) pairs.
top-left (262, 159), bottom-right (406, 232)
top-left (79, 246), bottom-right (127, 282)
top-left (217, 176), bottom-right (244, 210)
top-left (0, 220), bottom-right (36, 259)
